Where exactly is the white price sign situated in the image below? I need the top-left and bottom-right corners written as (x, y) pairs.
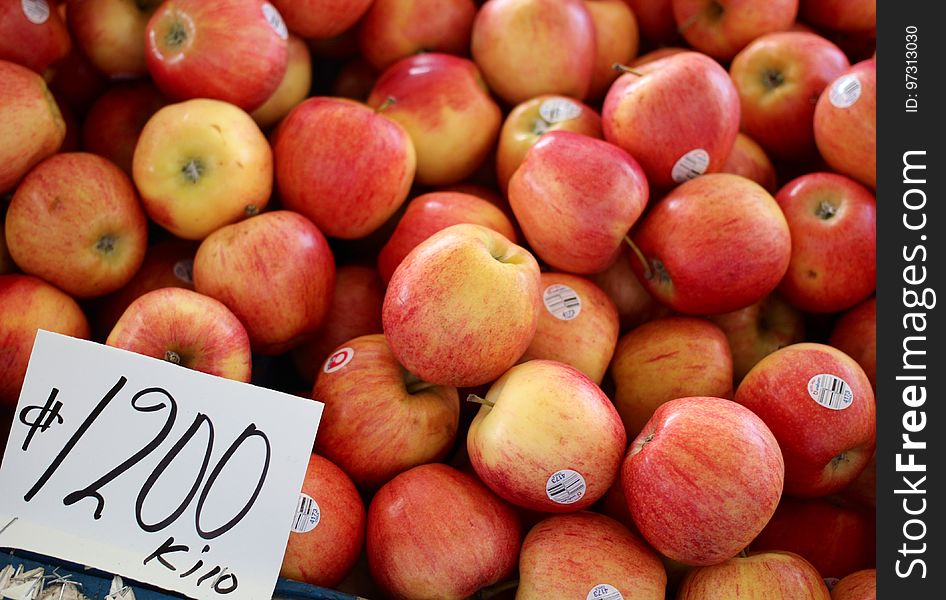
top-left (0, 331), bottom-right (323, 600)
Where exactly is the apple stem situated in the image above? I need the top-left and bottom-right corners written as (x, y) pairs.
top-left (612, 63), bottom-right (644, 76)
top-left (164, 350), bottom-right (182, 365)
top-left (406, 380), bottom-right (438, 394)
top-left (244, 204), bottom-right (259, 217)
top-left (375, 96), bottom-right (397, 113)
top-left (739, 548), bottom-right (749, 558)
top-left (475, 579), bottom-right (519, 599)
top-left (623, 235), bottom-right (653, 280)
top-left (466, 393), bottom-right (495, 408)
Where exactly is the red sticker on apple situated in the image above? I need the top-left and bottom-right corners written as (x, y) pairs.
top-left (21, 0), bottom-right (49, 24)
top-left (545, 469), bottom-right (586, 505)
top-left (807, 374), bottom-right (854, 410)
top-left (323, 347), bottom-right (355, 374)
top-left (290, 493), bottom-right (321, 533)
top-left (587, 584), bottom-right (624, 600)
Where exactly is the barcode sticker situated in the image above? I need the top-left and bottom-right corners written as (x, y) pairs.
top-left (262, 2), bottom-right (289, 40)
top-left (21, 0), bottom-right (49, 25)
top-left (543, 284), bottom-right (582, 321)
top-left (539, 98), bottom-right (582, 124)
top-left (290, 493), bottom-right (321, 533)
top-left (323, 347), bottom-right (355, 374)
top-left (173, 259), bottom-right (193, 284)
top-left (587, 584), bottom-right (624, 600)
top-left (829, 75), bottom-right (862, 109)
top-left (671, 148), bottom-right (710, 183)
top-left (807, 374), bottom-right (854, 410)
top-left (545, 469), bottom-right (586, 505)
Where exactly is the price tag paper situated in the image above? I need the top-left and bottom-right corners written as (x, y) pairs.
top-left (0, 331), bottom-right (323, 600)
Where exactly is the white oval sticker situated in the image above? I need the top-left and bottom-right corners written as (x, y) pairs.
top-left (587, 584), bottom-right (624, 600)
top-left (290, 493), bottom-right (321, 533)
top-left (671, 148), bottom-right (710, 183)
top-left (323, 347), bottom-right (355, 374)
top-left (21, 0), bottom-right (50, 24)
top-left (807, 374), bottom-right (854, 410)
top-left (173, 259), bottom-right (194, 284)
top-left (829, 75), bottom-right (862, 109)
top-left (543, 284), bottom-right (582, 321)
top-left (539, 98), bottom-right (582, 124)
top-left (546, 469), bottom-right (586, 505)
top-left (262, 2), bottom-right (289, 40)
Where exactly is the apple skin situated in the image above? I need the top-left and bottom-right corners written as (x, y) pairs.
top-left (378, 192), bottom-right (518, 284)
top-left (82, 81), bottom-right (168, 176)
top-left (517, 512), bottom-right (666, 600)
top-left (290, 265), bottom-right (385, 384)
top-left (6, 152), bottom-right (148, 299)
top-left (520, 273), bottom-right (619, 384)
top-left (775, 172), bottom-right (876, 313)
top-left (800, 0), bottom-right (876, 33)
top-left (281, 454), bottom-right (366, 589)
top-left (468, 360), bottom-right (626, 512)
top-left (274, 97), bottom-right (416, 240)
top-left (0, 60), bottom-right (65, 194)
top-left (46, 44), bottom-right (109, 115)
top-left (589, 248), bottom-right (667, 332)
top-left (730, 32), bottom-right (849, 161)
top-left (814, 59), bottom-right (876, 189)
top-left (358, 0), bottom-right (477, 71)
top-left (313, 334), bottom-right (460, 491)
top-left (331, 59), bottom-right (378, 102)
top-left (631, 46), bottom-right (688, 67)
top-left (839, 452), bottom-right (875, 509)
top-left (193, 211), bottom-right (336, 355)
top-left (710, 294), bottom-right (806, 382)
top-left (251, 34), bottom-right (313, 129)
top-left (629, 173), bottom-right (791, 315)
top-left (829, 297), bottom-right (876, 390)
top-left (735, 343), bottom-right (876, 497)
top-left (603, 52), bottom-right (740, 190)
top-left (720, 132), bottom-right (777, 193)
top-left (0, 0), bottom-right (70, 73)
top-left (677, 551), bottom-right (830, 599)
top-left (623, 396), bottom-right (784, 566)
top-left (496, 95), bottom-right (602, 193)
top-left (133, 98), bottom-right (272, 241)
top-left (67, 0), bottom-right (161, 77)
top-left (672, 0), bottom-right (799, 61)
top-left (145, 0), bottom-right (288, 111)
top-left (612, 317), bottom-right (734, 438)
top-left (367, 463), bottom-right (522, 600)
top-left (106, 288), bottom-right (252, 382)
top-left (749, 496), bottom-right (875, 579)
top-left (382, 223), bottom-right (541, 388)
top-left (509, 131), bottom-right (649, 275)
top-left (625, 0), bottom-right (678, 45)
top-left (585, 0), bottom-right (639, 100)
top-left (367, 53), bottom-right (501, 186)
top-left (830, 569), bottom-right (876, 600)
top-left (271, 0), bottom-right (373, 39)
top-left (0, 274), bottom-right (91, 409)
top-left (471, 0), bottom-right (596, 105)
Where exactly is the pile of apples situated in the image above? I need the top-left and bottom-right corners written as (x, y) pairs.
top-left (0, 0), bottom-right (878, 598)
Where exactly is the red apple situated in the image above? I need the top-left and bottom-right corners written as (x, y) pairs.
top-left (358, 0), bottom-right (477, 71)
top-left (6, 152), bottom-right (148, 299)
top-left (82, 81), bottom-right (168, 176)
top-left (623, 397), bottom-right (784, 566)
top-left (720, 132), bottom-right (777, 192)
top-left (106, 288), bottom-right (251, 382)
top-left (630, 46), bottom-right (688, 67)
top-left (145, 0), bottom-right (288, 111)
top-left (52, 91), bottom-right (80, 153)
top-left (274, 97), bottom-right (416, 240)
top-left (589, 248), bottom-right (666, 332)
top-left (625, 0), bottom-right (678, 45)
top-left (46, 44), bottom-right (109, 115)
top-left (730, 32), bottom-right (849, 161)
top-left (0, 274), bottom-right (90, 408)
top-left (814, 59), bottom-right (876, 188)
top-left (330, 59), bottom-right (378, 102)
top-left (367, 464), bottom-right (522, 600)
top-left (377, 191), bottom-right (518, 284)
top-left (367, 53), bottom-right (501, 186)
top-left (271, 0), bottom-right (372, 40)
top-left (193, 211), bottom-right (335, 355)
top-left (628, 173), bottom-right (791, 315)
top-left (67, 0), bottom-right (161, 77)
top-left (383, 224), bottom-right (541, 388)
top-left (585, 0), bottom-right (639, 100)
top-left (611, 317), bottom-right (734, 438)
top-left (509, 131), bottom-right (649, 274)
top-left (800, 0), bottom-right (876, 33)
top-left (829, 297), bottom-right (876, 390)
top-left (840, 452), bottom-right (875, 509)
top-left (251, 33), bottom-right (313, 129)
top-left (0, 0), bottom-right (70, 73)
top-left (677, 551), bottom-right (831, 599)
top-left (280, 454), bottom-right (365, 589)
top-left (519, 272), bottom-right (619, 384)
top-left (496, 95), bottom-right (601, 193)
top-left (517, 512), bottom-right (666, 600)
top-left (603, 52), bottom-right (740, 190)
top-left (672, 0), bottom-right (798, 60)
top-left (471, 0), bottom-right (596, 104)
top-left (468, 360), bottom-right (626, 512)
top-left (776, 172), bottom-right (876, 313)
top-left (313, 334), bottom-right (460, 490)
top-left (831, 569), bottom-right (876, 600)
top-left (0, 60), bottom-right (65, 194)
top-left (735, 343), bottom-right (876, 497)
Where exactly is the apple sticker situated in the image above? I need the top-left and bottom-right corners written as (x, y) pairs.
top-left (21, 0), bottom-right (49, 25)
top-left (829, 75), bottom-right (862, 109)
top-left (262, 2), bottom-right (289, 41)
top-left (543, 284), bottom-right (582, 321)
top-left (323, 347), bottom-right (355, 374)
top-left (290, 493), bottom-right (321, 533)
top-left (807, 373), bottom-right (854, 410)
top-left (586, 584), bottom-right (624, 600)
top-left (546, 469), bottom-right (586, 504)
top-left (671, 148), bottom-right (710, 183)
